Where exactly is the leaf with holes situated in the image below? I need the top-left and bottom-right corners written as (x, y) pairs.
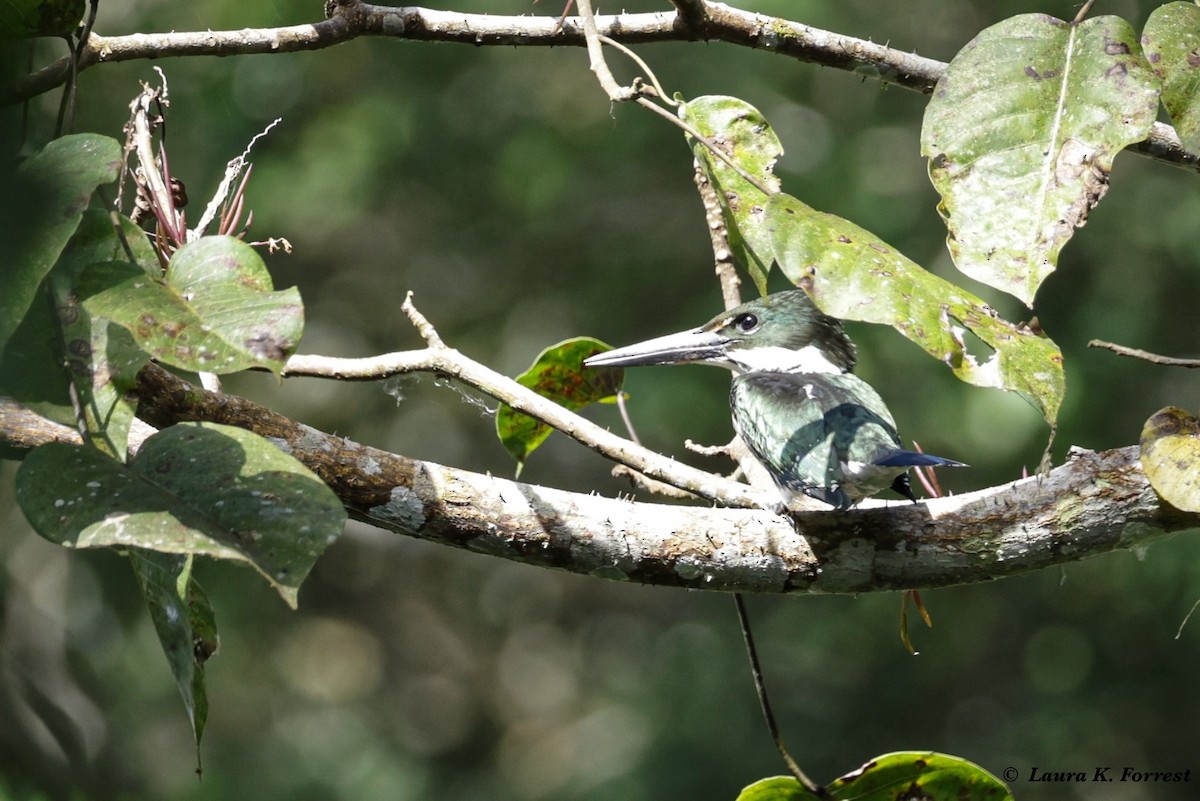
top-left (766, 192), bottom-right (1064, 428)
top-left (1143, 2), bottom-right (1200, 155)
top-left (15, 423), bottom-right (346, 608)
top-left (1140, 406), bottom-right (1200, 512)
top-left (922, 14), bottom-right (1159, 306)
top-left (497, 337), bottom-right (623, 475)
top-left (77, 236), bottom-right (303, 375)
top-left (680, 95), bottom-right (783, 296)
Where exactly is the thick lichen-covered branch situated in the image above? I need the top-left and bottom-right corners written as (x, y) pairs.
top-left (2, 371), bottom-right (1193, 595)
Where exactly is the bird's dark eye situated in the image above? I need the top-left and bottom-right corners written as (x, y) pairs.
top-left (734, 313), bottom-right (760, 333)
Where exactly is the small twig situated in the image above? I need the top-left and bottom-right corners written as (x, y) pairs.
top-left (597, 35), bottom-right (674, 104)
top-left (615, 391), bottom-right (641, 446)
top-left (1088, 339), bottom-right (1200, 368)
top-left (610, 464), bottom-right (698, 499)
top-left (282, 337), bottom-right (775, 509)
top-left (685, 438), bottom-right (731, 457)
top-left (1176, 597), bottom-right (1200, 640)
top-left (910, 441), bottom-right (945, 499)
top-left (575, 0), bottom-right (640, 102)
top-left (400, 291), bottom-right (446, 349)
top-left (1072, 0), bottom-right (1099, 25)
top-left (734, 594), bottom-right (829, 798)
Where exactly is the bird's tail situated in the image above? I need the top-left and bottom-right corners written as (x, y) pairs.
top-left (875, 450), bottom-right (968, 468)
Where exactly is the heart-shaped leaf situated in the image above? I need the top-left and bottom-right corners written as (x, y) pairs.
top-left (922, 14), bottom-right (1159, 306)
top-left (15, 423), bottom-right (346, 607)
top-left (497, 337), bottom-right (623, 475)
top-left (77, 236), bottom-right (303, 375)
top-left (1140, 406), bottom-right (1200, 512)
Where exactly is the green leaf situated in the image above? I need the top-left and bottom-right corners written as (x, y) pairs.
top-left (0, 211), bottom-right (155, 437)
top-left (1143, 2), bottom-right (1200, 154)
top-left (77, 236), bottom-right (304, 376)
top-left (1140, 406), bottom-right (1200, 512)
top-left (1, 134), bottom-right (122, 352)
top-left (48, 211), bottom-right (159, 458)
top-left (921, 14), bottom-right (1159, 306)
top-left (15, 423), bottom-right (347, 608)
top-left (734, 776), bottom-right (820, 801)
top-left (766, 192), bottom-right (1064, 426)
top-left (129, 550), bottom-right (217, 753)
top-left (0, 0), bottom-right (84, 39)
top-left (497, 337), bottom-right (623, 475)
top-left (826, 752), bottom-right (1011, 800)
top-left (680, 95), bottom-right (783, 296)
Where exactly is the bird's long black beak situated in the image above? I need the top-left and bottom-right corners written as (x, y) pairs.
top-left (584, 328), bottom-right (729, 368)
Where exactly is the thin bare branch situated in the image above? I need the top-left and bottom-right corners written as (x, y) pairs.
top-left (282, 345), bottom-right (773, 509)
top-left (5, 3), bottom-right (1195, 173)
top-left (1089, 339), bottom-right (1200, 367)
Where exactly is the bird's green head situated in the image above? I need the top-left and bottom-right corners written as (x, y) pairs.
top-left (586, 290), bottom-right (856, 375)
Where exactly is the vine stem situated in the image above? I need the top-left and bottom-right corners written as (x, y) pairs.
top-left (734, 594), bottom-right (830, 798)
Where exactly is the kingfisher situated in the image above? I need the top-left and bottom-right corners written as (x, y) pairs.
top-left (584, 290), bottom-right (965, 510)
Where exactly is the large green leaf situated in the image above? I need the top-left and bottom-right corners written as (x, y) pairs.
top-left (826, 752), bottom-right (1011, 800)
top-left (766, 192), bottom-right (1064, 426)
top-left (129, 550), bottom-right (217, 754)
top-left (15, 423), bottom-right (346, 608)
top-left (1, 134), bottom-right (122, 352)
top-left (46, 211), bottom-right (159, 458)
top-left (1143, 2), bottom-right (1200, 155)
top-left (0, 0), bottom-right (84, 39)
top-left (733, 776), bottom-right (818, 801)
top-left (680, 95), bottom-right (783, 296)
top-left (0, 210), bottom-right (155, 437)
top-left (497, 337), bottom-right (623, 475)
top-left (922, 14), bottom-right (1159, 306)
top-left (77, 236), bottom-right (304, 376)
top-left (735, 753), bottom-right (1011, 801)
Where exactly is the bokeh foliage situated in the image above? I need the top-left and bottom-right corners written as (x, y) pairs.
top-left (2, 1), bottom-right (1200, 801)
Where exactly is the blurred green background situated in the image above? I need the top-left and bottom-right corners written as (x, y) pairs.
top-left (3, 1), bottom-right (1200, 799)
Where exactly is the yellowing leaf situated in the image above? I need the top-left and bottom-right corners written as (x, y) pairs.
top-left (922, 14), bottom-right (1159, 306)
top-left (767, 192), bottom-right (1064, 427)
top-left (1140, 406), bottom-right (1200, 512)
